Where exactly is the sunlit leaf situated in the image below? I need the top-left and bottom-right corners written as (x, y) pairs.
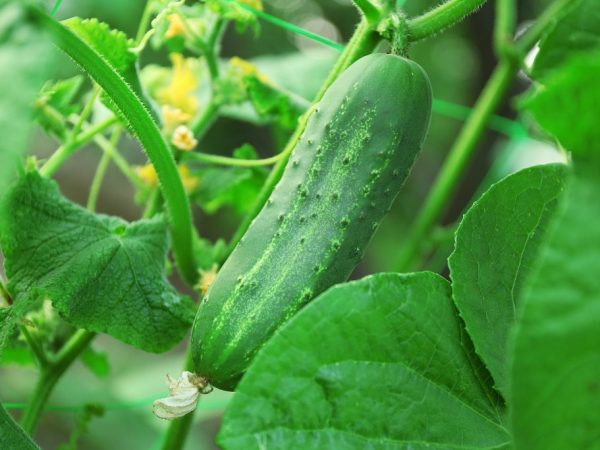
top-left (450, 164), bottom-right (567, 394)
top-left (510, 161), bottom-right (600, 449)
top-left (220, 273), bottom-right (509, 449)
top-left (0, 171), bottom-right (194, 353)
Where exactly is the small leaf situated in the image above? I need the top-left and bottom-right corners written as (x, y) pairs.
top-left (524, 52), bottom-right (600, 156)
top-left (62, 17), bottom-right (136, 77)
top-left (0, 171), bottom-right (194, 353)
top-left (0, 403), bottom-right (39, 450)
top-left (533, 0), bottom-right (600, 78)
top-left (35, 76), bottom-right (85, 139)
top-left (449, 164), bottom-right (567, 394)
top-left (220, 272), bottom-right (509, 449)
top-left (509, 161), bottom-right (600, 449)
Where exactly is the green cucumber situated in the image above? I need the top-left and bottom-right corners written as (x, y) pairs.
top-left (192, 53), bottom-right (433, 390)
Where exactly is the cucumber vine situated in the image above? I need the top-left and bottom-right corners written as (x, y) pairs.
top-left (1, 0), bottom-right (595, 449)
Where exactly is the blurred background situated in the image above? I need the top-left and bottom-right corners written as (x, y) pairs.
top-left (1, 0), bottom-right (564, 448)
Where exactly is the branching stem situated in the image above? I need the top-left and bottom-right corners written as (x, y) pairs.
top-left (20, 330), bottom-right (96, 434)
top-left (408, 0), bottom-right (489, 42)
top-left (395, 0), bottom-right (576, 272)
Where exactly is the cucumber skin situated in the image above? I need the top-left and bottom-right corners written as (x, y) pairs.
top-left (192, 53), bottom-right (433, 391)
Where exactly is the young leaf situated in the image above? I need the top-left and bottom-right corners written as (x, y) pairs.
top-left (0, 403), bottom-right (39, 450)
top-left (0, 171), bottom-right (194, 353)
top-left (220, 272), bottom-right (509, 449)
top-left (0, 2), bottom-right (53, 195)
top-left (509, 161), bottom-right (600, 449)
top-left (532, 0), bottom-right (600, 78)
top-left (524, 52), bottom-right (600, 157)
top-left (449, 164), bottom-right (567, 394)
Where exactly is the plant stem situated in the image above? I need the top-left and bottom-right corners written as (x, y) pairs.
top-left (494, 0), bottom-right (516, 56)
top-left (159, 351), bottom-right (195, 450)
top-left (394, 0), bottom-right (574, 272)
top-left (20, 330), bottom-right (96, 434)
top-left (40, 116), bottom-right (118, 177)
top-left (94, 133), bottom-right (144, 190)
top-left (87, 152), bottom-right (111, 212)
top-left (19, 325), bottom-right (48, 367)
top-left (71, 86), bottom-right (100, 139)
top-left (87, 127), bottom-right (122, 211)
top-left (185, 152), bottom-right (281, 167)
top-left (394, 60), bottom-right (516, 272)
top-left (190, 101), bottom-right (220, 139)
top-left (408, 0), bottom-right (489, 42)
top-left (315, 19), bottom-right (380, 101)
top-left (352, 0), bottom-right (381, 24)
top-left (136, 0), bottom-right (155, 44)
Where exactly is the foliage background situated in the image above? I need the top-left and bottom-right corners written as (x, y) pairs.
top-left (0, 0), bottom-right (564, 448)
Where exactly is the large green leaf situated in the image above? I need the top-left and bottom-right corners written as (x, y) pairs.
top-left (0, 403), bottom-right (38, 450)
top-left (0, 171), bottom-right (194, 353)
top-left (220, 272), bottom-right (509, 449)
top-left (0, 2), bottom-right (53, 194)
top-left (449, 164), bottom-right (567, 394)
top-left (509, 161), bottom-right (600, 449)
top-left (533, 0), bottom-right (599, 78)
top-left (524, 52), bottom-right (600, 157)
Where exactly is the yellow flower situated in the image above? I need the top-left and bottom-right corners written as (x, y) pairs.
top-left (136, 164), bottom-right (158, 187)
top-left (157, 54), bottom-right (199, 116)
top-left (162, 105), bottom-right (192, 132)
top-left (178, 164), bottom-right (199, 193)
top-left (165, 13), bottom-right (187, 39)
top-left (239, 0), bottom-right (263, 10)
top-left (171, 125), bottom-right (198, 151)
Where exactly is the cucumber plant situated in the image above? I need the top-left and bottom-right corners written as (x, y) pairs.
top-left (0, 0), bottom-right (598, 449)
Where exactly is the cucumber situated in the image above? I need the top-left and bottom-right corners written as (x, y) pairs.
top-left (192, 53), bottom-right (432, 390)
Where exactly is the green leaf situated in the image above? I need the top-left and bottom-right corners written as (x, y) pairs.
top-left (533, 0), bottom-right (600, 78)
top-left (0, 171), bottom-right (194, 353)
top-left (524, 52), bottom-right (600, 156)
top-left (0, 2), bottom-right (53, 195)
top-left (62, 17), bottom-right (136, 79)
top-left (220, 272), bottom-right (509, 449)
top-left (509, 161), bottom-right (600, 449)
top-left (449, 164), bottom-right (567, 395)
top-left (0, 403), bottom-right (38, 450)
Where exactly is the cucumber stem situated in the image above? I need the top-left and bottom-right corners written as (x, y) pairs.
top-left (394, 59), bottom-right (517, 272)
top-left (395, 0), bottom-right (576, 272)
top-left (20, 330), bottom-right (96, 434)
top-left (408, 0), bottom-right (489, 42)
